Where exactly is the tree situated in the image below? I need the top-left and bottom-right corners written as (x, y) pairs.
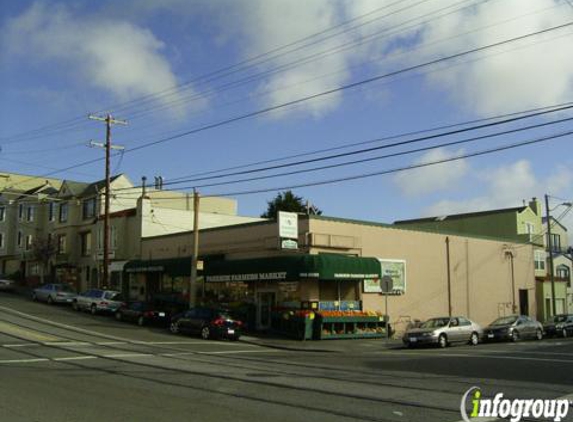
top-left (30, 236), bottom-right (57, 284)
top-left (261, 190), bottom-right (322, 219)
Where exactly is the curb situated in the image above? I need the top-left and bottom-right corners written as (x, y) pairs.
top-left (240, 337), bottom-right (340, 353)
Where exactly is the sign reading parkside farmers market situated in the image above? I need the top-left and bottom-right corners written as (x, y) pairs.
top-left (278, 211), bottom-right (298, 240)
top-left (364, 259), bottom-right (406, 294)
top-left (206, 272), bottom-right (288, 282)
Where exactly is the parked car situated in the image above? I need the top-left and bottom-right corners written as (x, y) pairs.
top-left (73, 289), bottom-right (123, 314)
top-left (32, 283), bottom-right (76, 304)
top-left (114, 301), bottom-right (170, 326)
top-left (483, 315), bottom-right (543, 342)
top-left (543, 314), bottom-right (573, 338)
top-left (0, 278), bottom-right (15, 292)
top-left (402, 316), bottom-right (482, 348)
top-left (170, 307), bottom-right (243, 340)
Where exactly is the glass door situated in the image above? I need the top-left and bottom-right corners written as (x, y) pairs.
top-left (257, 291), bottom-right (276, 330)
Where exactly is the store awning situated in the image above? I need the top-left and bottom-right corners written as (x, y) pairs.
top-left (204, 254), bottom-right (381, 282)
top-left (125, 257), bottom-right (192, 277)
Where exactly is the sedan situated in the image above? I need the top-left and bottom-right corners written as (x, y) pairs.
top-left (32, 283), bottom-right (76, 304)
top-left (115, 302), bottom-right (170, 326)
top-left (0, 279), bottom-right (15, 292)
top-left (543, 314), bottom-right (573, 338)
top-left (483, 315), bottom-right (543, 342)
top-left (402, 316), bottom-right (482, 348)
top-left (170, 307), bottom-right (243, 340)
top-left (73, 289), bottom-right (123, 314)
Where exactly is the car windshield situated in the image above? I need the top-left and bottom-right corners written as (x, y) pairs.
top-left (420, 318), bottom-right (449, 329)
top-left (56, 284), bottom-right (74, 293)
top-left (490, 316), bottom-right (518, 326)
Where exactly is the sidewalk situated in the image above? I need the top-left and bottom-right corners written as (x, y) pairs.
top-left (240, 333), bottom-right (404, 353)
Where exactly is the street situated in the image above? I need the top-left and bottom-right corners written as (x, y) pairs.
top-left (1, 292), bottom-right (572, 422)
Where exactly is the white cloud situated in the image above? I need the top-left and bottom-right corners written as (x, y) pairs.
top-left (394, 148), bottom-right (469, 196)
top-left (3, 2), bottom-right (196, 115)
top-left (422, 160), bottom-right (573, 235)
top-left (411, 0), bottom-right (573, 115)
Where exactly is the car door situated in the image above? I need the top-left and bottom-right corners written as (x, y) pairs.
top-left (78, 290), bottom-right (91, 309)
top-left (446, 318), bottom-right (462, 342)
top-left (38, 284), bottom-right (52, 301)
top-left (177, 309), bottom-right (197, 333)
top-left (457, 317), bottom-right (473, 342)
top-left (518, 316), bottom-right (533, 338)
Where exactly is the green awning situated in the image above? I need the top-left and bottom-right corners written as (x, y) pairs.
top-left (204, 254), bottom-right (381, 282)
top-left (125, 257), bottom-right (192, 277)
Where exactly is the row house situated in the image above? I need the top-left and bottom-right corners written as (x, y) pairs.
top-left (0, 171), bottom-right (263, 292)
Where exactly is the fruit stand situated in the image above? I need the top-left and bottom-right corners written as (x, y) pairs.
top-left (271, 310), bottom-right (315, 340)
top-left (313, 311), bottom-right (388, 340)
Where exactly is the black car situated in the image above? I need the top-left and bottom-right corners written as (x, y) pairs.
top-left (483, 315), bottom-right (543, 342)
top-left (114, 301), bottom-right (170, 326)
top-left (170, 307), bottom-right (242, 340)
top-left (543, 314), bottom-right (573, 338)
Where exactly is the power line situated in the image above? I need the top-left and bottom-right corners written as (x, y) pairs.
top-left (3, 21), bottom-right (572, 193)
top-left (116, 105), bottom-right (573, 191)
top-left (114, 129), bottom-right (572, 199)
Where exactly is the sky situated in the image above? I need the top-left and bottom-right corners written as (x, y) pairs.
top-left (0, 0), bottom-right (572, 236)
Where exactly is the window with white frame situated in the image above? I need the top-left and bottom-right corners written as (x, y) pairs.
top-left (534, 250), bottom-right (546, 271)
top-left (48, 202), bottom-right (56, 222)
top-left (25, 234), bottom-right (33, 250)
top-left (524, 222), bottom-right (535, 235)
top-left (18, 204), bottom-right (24, 221)
top-left (0, 233), bottom-right (4, 249)
top-left (26, 206), bottom-right (35, 222)
top-left (59, 203), bottom-right (68, 223)
top-left (82, 198), bottom-right (97, 219)
top-left (0, 206), bottom-right (5, 222)
top-left (17, 231), bottom-right (23, 248)
top-left (57, 234), bottom-right (67, 254)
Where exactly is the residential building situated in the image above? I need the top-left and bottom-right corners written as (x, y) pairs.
top-left (542, 216), bottom-right (572, 317)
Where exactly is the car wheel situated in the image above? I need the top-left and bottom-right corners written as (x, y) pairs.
top-left (115, 312), bottom-right (122, 321)
top-left (137, 316), bottom-right (145, 326)
top-left (469, 332), bottom-right (479, 346)
top-left (201, 326), bottom-right (211, 340)
top-left (563, 328), bottom-right (568, 338)
top-left (511, 330), bottom-right (520, 342)
top-left (535, 329), bottom-right (543, 341)
top-left (47, 296), bottom-right (54, 305)
top-left (438, 334), bottom-right (448, 348)
top-left (169, 322), bottom-right (180, 334)
top-left (90, 304), bottom-right (97, 315)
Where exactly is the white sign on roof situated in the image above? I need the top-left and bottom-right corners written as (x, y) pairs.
top-left (278, 211), bottom-right (298, 240)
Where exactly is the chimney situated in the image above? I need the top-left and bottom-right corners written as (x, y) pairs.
top-left (528, 197), bottom-right (541, 216)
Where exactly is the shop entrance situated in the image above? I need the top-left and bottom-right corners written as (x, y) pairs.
top-left (256, 291), bottom-right (275, 331)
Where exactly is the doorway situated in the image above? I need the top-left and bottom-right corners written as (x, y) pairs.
top-left (518, 289), bottom-right (529, 316)
top-left (256, 291), bottom-right (276, 331)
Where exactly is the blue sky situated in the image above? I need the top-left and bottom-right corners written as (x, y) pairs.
top-left (1, 0), bottom-right (572, 232)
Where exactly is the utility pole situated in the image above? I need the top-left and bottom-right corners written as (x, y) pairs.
top-left (89, 114), bottom-right (126, 288)
top-left (189, 189), bottom-right (200, 309)
top-left (445, 236), bottom-right (452, 317)
top-left (544, 194), bottom-right (557, 317)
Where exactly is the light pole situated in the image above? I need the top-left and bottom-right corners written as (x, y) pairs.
top-left (544, 194), bottom-right (573, 317)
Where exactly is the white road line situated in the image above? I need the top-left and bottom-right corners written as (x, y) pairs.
top-left (195, 349), bottom-right (279, 355)
top-left (2, 343), bottom-right (41, 348)
top-left (43, 341), bottom-right (91, 347)
top-left (384, 350), bottom-right (573, 363)
top-left (102, 353), bottom-right (154, 359)
top-left (95, 341), bottom-right (127, 346)
top-left (53, 356), bottom-right (98, 362)
top-left (0, 358), bottom-right (49, 364)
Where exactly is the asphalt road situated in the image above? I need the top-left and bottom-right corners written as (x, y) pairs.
top-left (1, 292), bottom-right (572, 422)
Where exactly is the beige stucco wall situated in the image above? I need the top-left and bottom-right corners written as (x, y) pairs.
top-left (140, 216), bottom-right (536, 328)
top-left (308, 218), bottom-right (536, 328)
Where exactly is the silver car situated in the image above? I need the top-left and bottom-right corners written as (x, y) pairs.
top-left (73, 289), bottom-right (123, 314)
top-left (32, 283), bottom-right (76, 304)
top-left (0, 279), bottom-right (15, 292)
top-left (483, 315), bottom-right (543, 342)
top-left (403, 316), bottom-right (482, 348)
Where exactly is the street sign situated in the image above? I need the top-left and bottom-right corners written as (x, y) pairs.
top-left (278, 211), bottom-right (298, 239)
top-left (281, 239), bottom-right (298, 250)
top-left (381, 275), bottom-right (394, 293)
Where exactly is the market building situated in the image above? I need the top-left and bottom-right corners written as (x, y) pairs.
top-left (127, 213), bottom-right (537, 333)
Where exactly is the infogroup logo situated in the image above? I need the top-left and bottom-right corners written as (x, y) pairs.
top-left (460, 386), bottom-right (571, 422)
